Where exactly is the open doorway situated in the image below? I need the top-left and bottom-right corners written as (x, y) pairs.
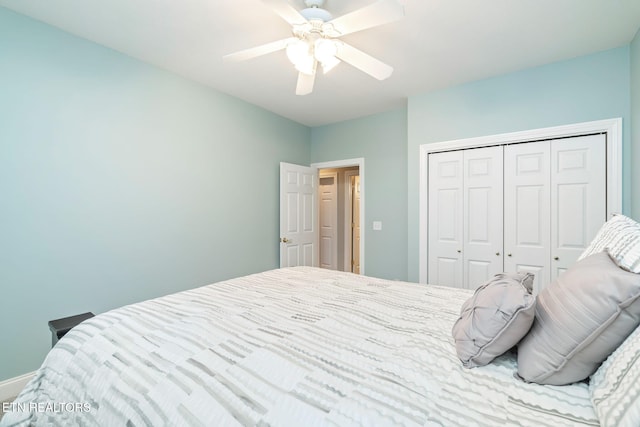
top-left (279, 158), bottom-right (364, 272)
top-left (318, 166), bottom-right (361, 274)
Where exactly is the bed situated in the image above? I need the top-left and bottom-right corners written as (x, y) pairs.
top-left (1, 266), bottom-right (605, 427)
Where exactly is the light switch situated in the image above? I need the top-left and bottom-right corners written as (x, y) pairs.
top-left (372, 221), bottom-right (382, 231)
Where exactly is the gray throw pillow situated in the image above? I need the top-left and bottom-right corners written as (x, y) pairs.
top-left (452, 272), bottom-right (536, 368)
top-left (517, 252), bottom-right (640, 385)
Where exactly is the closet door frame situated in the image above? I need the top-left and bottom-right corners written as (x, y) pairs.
top-left (418, 118), bottom-right (622, 284)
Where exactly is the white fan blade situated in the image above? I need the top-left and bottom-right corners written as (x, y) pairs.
top-left (335, 42), bottom-right (393, 80)
top-left (327, 0), bottom-right (404, 36)
top-left (296, 68), bottom-right (316, 96)
top-left (224, 37), bottom-right (296, 62)
top-left (263, 0), bottom-right (308, 26)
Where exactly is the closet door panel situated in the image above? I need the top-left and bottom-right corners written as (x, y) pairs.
top-left (428, 151), bottom-right (464, 287)
top-left (463, 146), bottom-right (503, 289)
top-left (551, 134), bottom-right (606, 280)
top-left (467, 260), bottom-right (492, 288)
top-left (504, 141), bottom-right (551, 294)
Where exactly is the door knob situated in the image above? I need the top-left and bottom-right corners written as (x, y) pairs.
top-left (280, 237), bottom-right (291, 243)
top-left (554, 256), bottom-right (559, 261)
top-left (507, 253), bottom-right (512, 257)
top-left (457, 249), bottom-right (461, 253)
top-left (496, 252), bottom-right (500, 256)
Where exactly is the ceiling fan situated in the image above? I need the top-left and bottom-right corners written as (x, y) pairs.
top-left (223, 0), bottom-right (405, 95)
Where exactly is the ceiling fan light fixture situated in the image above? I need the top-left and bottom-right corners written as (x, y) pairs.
top-left (286, 38), bottom-right (315, 75)
top-left (314, 38), bottom-right (339, 74)
top-left (286, 38), bottom-right (310, 65)
top-left (294, 54), bottom-right (316, 75)
top-left (314, 39), bottom-right (337, 62)
top-left (320, 56), bottom-right (340, 74)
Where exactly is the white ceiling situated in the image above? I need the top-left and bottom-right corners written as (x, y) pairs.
top-left (2, 0), bottom-right (640, 127)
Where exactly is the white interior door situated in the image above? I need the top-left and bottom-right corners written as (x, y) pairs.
top-left (280, 162), bottom-right (318, 268)
top-left (551, 134), bottom-right (606, 279)
top-left (504, 141), bottom-right (551, 294)
top-left (428, 151), bottom-right (464, 287)
top-left (319, 172), bottom-right (338, 270)
top-left (463, 146), bottom-right (504, 289)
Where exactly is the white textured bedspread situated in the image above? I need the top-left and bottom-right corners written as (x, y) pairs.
top-left (2, 267), bottom-right (598, 426)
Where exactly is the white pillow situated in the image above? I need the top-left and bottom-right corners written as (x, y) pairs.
top-left (590, 325), bottom-right (640, 427)
top-left (580, 213), bottom-right (640, 273)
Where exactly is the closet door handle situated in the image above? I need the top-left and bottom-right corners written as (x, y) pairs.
top-left (554, 256), bottom-right (559, 261)
top-left (457, 249), bottom-right (461, 253)
top-left (495, 252), bottom-right (500, 256)
top-left (507, 253), bottom-right (512, 257)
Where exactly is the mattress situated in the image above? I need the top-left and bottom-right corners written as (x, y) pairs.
top-left (1, 267), bottom-right (598, 426)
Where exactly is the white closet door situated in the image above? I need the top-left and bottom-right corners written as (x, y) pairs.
top-left (428, 151), bottom-right (463, 287)
top-left (463, 146), bottom-right (504, 289)
top-left (551, 134), bottom-right (606, 279)
top-left (504, 141), bottom-right (551, 294)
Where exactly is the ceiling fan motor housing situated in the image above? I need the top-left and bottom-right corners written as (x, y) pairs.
top-left (301, 0), bottom-right (332, 22)
top-left (304, 0), bottom-right (325, 7)
top-left (300, 8), bottom-right (332, 22)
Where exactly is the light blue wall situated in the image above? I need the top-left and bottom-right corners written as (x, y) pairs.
top-left (407, 47), bottom-right (632, 281)
top-left (0, 7), bottom-right (310, 381)
top-left (632, 29), bottom-right (640, 220)
top-left (310, 109), bottom-right (408, 281)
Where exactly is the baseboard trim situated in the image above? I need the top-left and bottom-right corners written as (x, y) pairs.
top-left (0, 372), bottom-right (35, 402)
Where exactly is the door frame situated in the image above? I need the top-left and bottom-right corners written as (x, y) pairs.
top-left (343, 169), bottom-right (360, 272)
top-left (312, 158), bottom-right (365, 275)
top-left (418, 118), bottom-right (623, 283)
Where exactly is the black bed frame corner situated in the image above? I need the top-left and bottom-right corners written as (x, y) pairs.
top-left (48, 312), bottom-right (95, 347)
